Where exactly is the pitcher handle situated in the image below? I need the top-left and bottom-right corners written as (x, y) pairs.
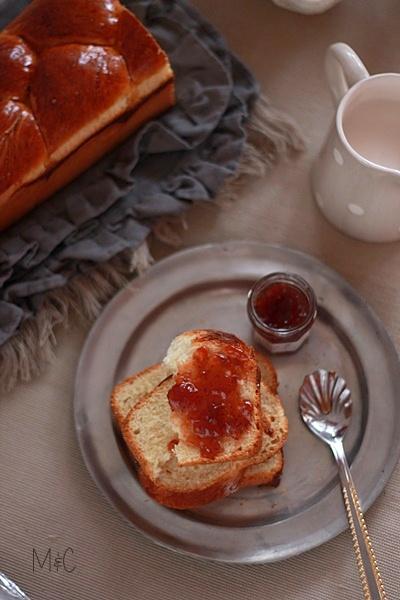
top-left (325, 43), bottom-right (369, 106)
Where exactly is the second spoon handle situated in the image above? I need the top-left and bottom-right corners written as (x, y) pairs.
top-left (330, 439), bottom-right (386, 600)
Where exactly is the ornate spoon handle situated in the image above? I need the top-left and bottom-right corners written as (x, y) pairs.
top-left (330, 439), bottom-right (386, 600)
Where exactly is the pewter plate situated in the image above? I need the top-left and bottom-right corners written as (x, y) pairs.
top-left (74, 242), bottom-right (400, 563)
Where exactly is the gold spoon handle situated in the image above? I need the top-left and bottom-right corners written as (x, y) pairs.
top-left (331, 440), bottom-right (386, 600)
top-left (342, 484), bottom-right (386, 599)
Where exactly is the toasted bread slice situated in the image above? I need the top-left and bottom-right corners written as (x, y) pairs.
top-left (240, 449), bottom-right (284, 488)
top-left (138, 463), bottom-right (242, 510)
top-left (122, 377), bottom-right (251, 481)
top-left (121, 374), bottom-right (248, 508)
top-left (256, 351), bottom-right (279, 394)
top-left (138, 450), bottom-right (284, 509)
top-left (137, 459), bottom-right (244, 510)
top-left (110, 363), bottom-right (170, 429)
top-left (163, 330), bottom-right (262, 466)
top-left (252, 382), bottom-right (288, 465)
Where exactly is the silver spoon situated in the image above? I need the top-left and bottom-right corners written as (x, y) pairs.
top-left (299, 369), bottom-right (386, 600)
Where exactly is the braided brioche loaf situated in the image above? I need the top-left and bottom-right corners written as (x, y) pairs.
top-left (0, 0), bottom-right (175, 229)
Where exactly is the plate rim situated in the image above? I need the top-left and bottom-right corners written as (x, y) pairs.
top-left (74, 241), bottom-right (400, 564)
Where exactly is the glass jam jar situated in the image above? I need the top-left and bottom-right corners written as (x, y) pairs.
top-left (247, 272), bottom-right (317, 353)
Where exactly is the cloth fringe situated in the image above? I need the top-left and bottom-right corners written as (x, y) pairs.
top-left (0, 95), bottom-right (304, 393)
top-left (152, 215), bottom-right (189, 247)
top-left (0, 244), bottom-right (152, 392)
top-left (217, 94), bottom-right (305, 207)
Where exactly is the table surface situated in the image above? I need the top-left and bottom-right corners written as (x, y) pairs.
top-left (1, 1), bottom-right (400, 599)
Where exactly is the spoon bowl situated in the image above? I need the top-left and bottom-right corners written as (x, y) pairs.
top-left (299, 369), bottom-right (352, 443)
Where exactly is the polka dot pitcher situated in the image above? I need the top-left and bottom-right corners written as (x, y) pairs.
top-left (312, 43), bottom-right (400, 242)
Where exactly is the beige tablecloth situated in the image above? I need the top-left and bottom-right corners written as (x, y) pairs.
top-left (1, 1), bottom-right (400, 598)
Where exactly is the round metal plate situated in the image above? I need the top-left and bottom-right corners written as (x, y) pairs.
top-left (74, 242), bottom-right (400, 563)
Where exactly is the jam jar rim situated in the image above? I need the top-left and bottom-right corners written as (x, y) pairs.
top-left (247, 272), bottom-right (317, 339)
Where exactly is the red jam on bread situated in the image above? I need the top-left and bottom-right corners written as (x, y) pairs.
top-left (168, 345), bottom-right (253, 459)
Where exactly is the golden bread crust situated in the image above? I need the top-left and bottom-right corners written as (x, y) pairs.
top-left (0, 0), bottom-right (175, 228)
top-left (6, 0), bottom-right (123, 50)
top-left (0, 34), bottom-right (36, 99)
top-left (0, 81), bottom-right (175, 230)
top-left (118, 8), bottom-right (169, 84)
top-left (30, 44), bottom-right (131, 154)
top-left (0, 100), bottom-right (47, 197)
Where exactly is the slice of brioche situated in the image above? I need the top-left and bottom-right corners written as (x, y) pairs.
top-left (138, 451), bottom-right (284, 509)
top-left (122, 377), bottom-right (251, 482)
top-left (251, 382), bottom-right (288, 466)
top-left (163, 329), bottom-right (262, 466)
top-left (137, 459), bottom-right (243, 510)
top-left (240, 449), bottom-right (284, 488)
top-left (110, 363), bottom-right (170, 429)
top-left (122, 374), bottom-right (248, 508)
top-left (122, 377), bottom-right (178, 479)
top-left (256, 351), bottom-right (279, 394)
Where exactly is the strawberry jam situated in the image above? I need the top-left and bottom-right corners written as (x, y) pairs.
top-left (167, 345), bottom-right (253, 459)
top-left (247, 272), bottom-right (317, 354)
top-left (254, 282), bottom-right (309, 329)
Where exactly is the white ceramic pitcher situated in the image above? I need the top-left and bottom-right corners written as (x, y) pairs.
top-left (272, 0), bottom-right (342, 14)
top-left (312, 43), bottom-right (400, 243)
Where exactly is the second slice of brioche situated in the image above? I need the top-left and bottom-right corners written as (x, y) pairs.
top-left (138, 450), bottom-right (284, 510)
top-left (110, 363), bottom-right (170, 430)
top-left (248, 382), bottom-right (288, 467)
top-left (240, 449), bottom-right (284, 488)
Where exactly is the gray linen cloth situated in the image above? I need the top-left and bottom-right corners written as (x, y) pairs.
top-left (0, 0), bottom-right (259, 347)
